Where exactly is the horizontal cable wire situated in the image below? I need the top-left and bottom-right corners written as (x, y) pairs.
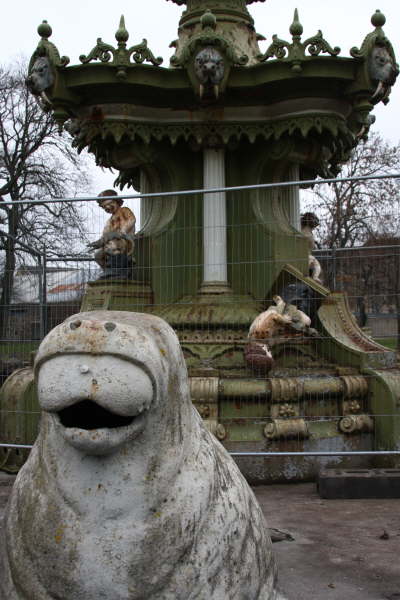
top-left (0, 172), bottom-right (400, 205)
top-left (1, 444), bottom-right (400, 457)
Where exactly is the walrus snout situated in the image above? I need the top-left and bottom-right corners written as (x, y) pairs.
top-left (37, 353), bottom-right (155, 454)
top-left (58, 399), bottom-right (139, 430)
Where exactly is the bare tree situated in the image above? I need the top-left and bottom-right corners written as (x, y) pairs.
top-left (359, 236), bottom-right (400, 349)
top-left (0, 62), bottom-right (92, 339)
top-left (302, 132), bottom-right (400, 248)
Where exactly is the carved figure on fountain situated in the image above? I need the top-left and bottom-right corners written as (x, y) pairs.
top-left (301, 212), bottom-right (323, 285)
top-left (88, 190), bottom-right (136, 279)
top-left (26, 20), bottom-right (70, 111)
top-left (26, 56), bottom-right (54, 98)
top-left (369, 45), bottom-right (398, 102)
top-left (245, 295), bottom-right (316, 374)
top-left (194, 46), bottom-right (225, 98)
top-left (351, 10), bottom-right (399, 105)
top-left (0, 311), bottom-right (284, 599)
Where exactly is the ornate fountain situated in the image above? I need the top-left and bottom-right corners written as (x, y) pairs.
top-left (3, 0), bottom-right (399, 479)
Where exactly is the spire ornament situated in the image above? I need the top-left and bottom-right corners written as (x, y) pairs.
top-left (79, 16), bottom-right (163, 77)
top-left (115, 15), bottom-right (129, 46)
top-left (257, 8), bottom-right (340, 71)
top-left (289, 8), bottom-right (303, 39)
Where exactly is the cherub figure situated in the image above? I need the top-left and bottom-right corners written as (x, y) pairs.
top-left (88, 190), bottom-right (136, 277)
top-left (301, 212), bottom-right (323, 284)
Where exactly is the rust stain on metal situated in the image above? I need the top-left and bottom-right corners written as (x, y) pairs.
top-left (91, 106), bottom-right (104, 121)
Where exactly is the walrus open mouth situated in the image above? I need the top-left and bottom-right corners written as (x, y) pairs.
top-left (58, 400), bottom-right (136, 430)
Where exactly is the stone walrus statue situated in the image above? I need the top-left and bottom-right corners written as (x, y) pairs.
top-left (0, 311), bottom-right (285, 600)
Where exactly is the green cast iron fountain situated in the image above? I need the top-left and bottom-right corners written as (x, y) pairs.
top-left (2, 0), bottom-right (400, 479)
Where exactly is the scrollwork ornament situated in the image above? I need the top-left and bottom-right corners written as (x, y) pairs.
top-left (257, 34), bottom-right (291, 62)
top-left (257, 9), bottom-right (341, 64)
top-left (197, 405), bottom-right (211, 419)
top-left (215, 424), bottom-right (227, 441)
top-left (303, 31), bottom-right (340, 57)
top-left (258, 31), bottom-right (340, 63)
top-left (79, 18), bottom-right (163, 69)
top-left (128, 39), bottom-right (163, 66)
top-left (80, 38), bottom-right (115, 64)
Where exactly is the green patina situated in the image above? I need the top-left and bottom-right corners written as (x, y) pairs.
top-left (2, 2), bottom-right (399, 480)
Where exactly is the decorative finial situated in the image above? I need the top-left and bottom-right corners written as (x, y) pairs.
top-left (38, 20), bottom-right (52, 39)
top-left (201, 10), bottom-right (217, 30)
top-left (371, 9), bottom-right (386, 28)
top-left (290, 9), bottom-right (303, 38)
top-left (115, 15), bottom-right (129, 44)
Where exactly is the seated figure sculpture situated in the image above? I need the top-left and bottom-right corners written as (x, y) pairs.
top-left (0, 311), bottom-right (285, 600)
top-left (88, 189), bottom-right (136, 279)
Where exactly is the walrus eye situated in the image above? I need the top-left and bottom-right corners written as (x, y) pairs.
top-left (58, 400), bottom-right (135, 430)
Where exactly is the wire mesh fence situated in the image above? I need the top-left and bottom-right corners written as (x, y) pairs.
top-left (1, 174), bottom-right (400, 475)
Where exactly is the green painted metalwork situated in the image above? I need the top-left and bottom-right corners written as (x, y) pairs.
top-left (365, 369), bottom-right (400, 453)
top-left (80, 280), bottom-right (153, 312)
top-left (257, 8), bottom-right (340, 69)
top-left (8, 3), bottom-right (398, 479)
top-left (0, 368), bottom-right (38, 473)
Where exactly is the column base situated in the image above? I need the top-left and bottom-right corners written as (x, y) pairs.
top-left (198, 281), bottom-right (233, 295)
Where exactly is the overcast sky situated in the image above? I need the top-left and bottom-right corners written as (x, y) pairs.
top-left (1, 0), bottom-right (400, 214)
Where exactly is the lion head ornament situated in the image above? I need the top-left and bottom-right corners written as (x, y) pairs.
top-left (0, 311), bottom-right (285, 600)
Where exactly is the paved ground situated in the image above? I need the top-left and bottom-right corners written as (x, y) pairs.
top-left (1, 473), bottom-right (399, 599)
top-left (256, 483), bottom-right (400, 600)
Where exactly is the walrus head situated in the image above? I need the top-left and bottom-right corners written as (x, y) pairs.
top-left (26, 56), bottom-right (55, 104)
top-left (34, 311), bottom-right (185, 456)
top-left (194, 47), bottom-right (225, 98)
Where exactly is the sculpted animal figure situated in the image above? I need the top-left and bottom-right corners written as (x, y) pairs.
top-left (194, 47), bottom-right (225, 98)
top-left (26, 56), bottom-right (54, 106)
top-left (369, 45), bottom-right (399, 103)
top-left (0, 311), bottom-right (284, 600)
top-left (245, 296), bottom-right (313, 373)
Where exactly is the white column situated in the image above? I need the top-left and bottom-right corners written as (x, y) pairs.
top-left (285, 163), bottom-right (300, 230)
top-left (202, 148), bottom-right (228, 287)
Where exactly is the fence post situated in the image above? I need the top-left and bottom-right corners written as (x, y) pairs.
top-left (39, 247), bottom-right (47, 339)
top-left (37, 254), bottom-right (43, 340)
top-left (43, 247), bottom-right (47, 336)
top-left (332, 246), bottom-right (337, 290)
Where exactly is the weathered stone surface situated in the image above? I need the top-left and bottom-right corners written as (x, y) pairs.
top-left (0, 311), bottom-right (283, 599)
